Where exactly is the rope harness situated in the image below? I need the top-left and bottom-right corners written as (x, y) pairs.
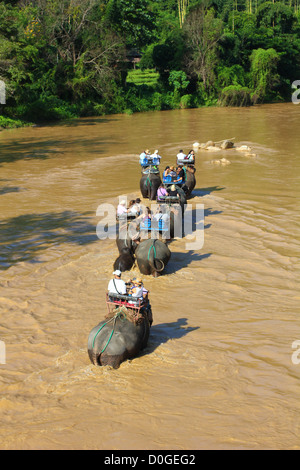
top-left (147, 239), bottom-right (157, 262)
top-left (92, 307), bottom-right (127, 353)
top-left (145, 175), bottom-right (152, 198)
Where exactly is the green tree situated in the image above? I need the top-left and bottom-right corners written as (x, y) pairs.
top-left (256, 2), bottom-right (297, 33)
top-left (250, 47), bottom-right (280, 102)
top-left (183, 6), bottom-right (223, 90)
top-left (104, 0), bottom-right (155, 49)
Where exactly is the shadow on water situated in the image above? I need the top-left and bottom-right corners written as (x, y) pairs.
top-left (0, 136), bottom-right (110, 165)
top-left (164, 251), bottom-right (212, 274)
top-left (204, 207), bottom-right (223, 216)
top-left (140, 318), bottom-right (200, 357)
top-left (50, 116), bottom-right (117, 127)
top-left (0, 186), bottom-right (22, 195)
top-left (191, 186), bottom-right (226, 198)
top-left (0, 210), bottom-right (98, 270)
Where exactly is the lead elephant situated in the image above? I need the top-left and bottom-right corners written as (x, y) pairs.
top-left (140, 173), bottom-right (161, 200)
top-left (183, 166), bottom-right (196, 199)
top-left (113, 247), bottom-right (135, 272)
top-left (114, 231), bottom-right (140, 272)
top-left (134, 238), bottom-right (171, 276)
top-left (88, 308), bottom-right (150, 368)
top-left (116, 232), bottom-right (139, 255)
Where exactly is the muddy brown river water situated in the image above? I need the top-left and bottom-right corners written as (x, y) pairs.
top-left (0, 103), bottom-right (299, 450)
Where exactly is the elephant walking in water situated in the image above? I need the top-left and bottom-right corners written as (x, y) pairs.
top-left (135, 238), bottom-right (171, 277)
top-left (113, 248), bottom-right (135, 272)
top-left (113, 229), bottom-right (140, 273)
top-left (140, 173), bottom-right (161, 200)
top-left (183, 166), bottom-right (196, 199)
top-left (88, 308), bottom-right (150, 368)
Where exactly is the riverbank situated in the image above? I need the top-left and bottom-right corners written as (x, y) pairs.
top-left (0, 94), bottom-right (289, 133)
top-left (0, 115), bottom-right (33, 130)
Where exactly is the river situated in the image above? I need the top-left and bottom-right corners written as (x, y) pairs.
top-left (0, 103), bottom-right (299, 450)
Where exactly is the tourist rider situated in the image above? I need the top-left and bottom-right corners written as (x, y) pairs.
top-left (128, 198), bottom-right (141, 217)
top-left (139, 149), bottom-right (150, 167)
top-left (163, 166), bottom-right (170, 178)
top-left (169, 166), bottom-right (177, 179)
top-left (134, 279), bottom-right (153, 325)
top-left (176, 149), bottom-right (187, 165)
top-left (168, 184), bottom-right (179, 198)
top-left (173, 167), bottom-right (184, 185)
top-left (162, 166), bottom-right (172, 184)
top-left (108, 270), bottom-right (127, 296)
top-left (187, 149), bottom-right (195, 164)
top-left (150, 149), bottom-right (161, 166)
top-left (157, 184), bottom-right (168, 201)
top-left (130, 279), bottom-right (144, 300)
top-left (117, 200), bottom-right (128, 217)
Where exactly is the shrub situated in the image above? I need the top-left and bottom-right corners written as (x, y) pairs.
top-left (219, 85), bottom-right (252, 107)
top-left (180, 94), bottom-right (193, 108)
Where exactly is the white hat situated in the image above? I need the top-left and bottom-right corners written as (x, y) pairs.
top-left (113, 270), bottom-right (122, 276)
top-left (154, 150), bottom-right (159, 154)
top-left (120, 200), bottom-right (126, 205)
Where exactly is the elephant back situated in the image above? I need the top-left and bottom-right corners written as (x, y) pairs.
top-left (135, 239), bottom-right (171, 275)
top-left (185, 168), bottom-right (196, 198)
top-left (140, 173), bottom-right (161, 200)
top-left (88, 308), bottom-right (150, 368)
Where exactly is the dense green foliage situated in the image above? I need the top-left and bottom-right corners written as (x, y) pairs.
top-left (0, 0), bottom-right (299, 124)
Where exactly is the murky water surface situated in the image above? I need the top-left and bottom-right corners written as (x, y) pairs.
top-left (0, 103), bottom-right (299, 449)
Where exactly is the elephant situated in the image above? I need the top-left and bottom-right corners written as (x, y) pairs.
top-left (169, 206), bottom-right (183, 239)
top-left (113, 247), bottom-right (135, 272)
top-left (116, 233), bottom-right (133, 253)
top-left (140, 173), bottom-right (161, 200)
top-left (183, 166), bottom-right (196, 199)
top-left (176, 185), bottom-right (187, 210)
top-left (88, 308), bottom-right (150, 368)
top-left (114, 229), bottom-right (141, 272)
top-left (134, 238), bottom-right (171, 277)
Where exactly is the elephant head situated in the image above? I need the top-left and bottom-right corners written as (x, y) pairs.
top-left (88, 309), bottom-right (150, 368)
top-left (135, 238), bottom-right (171, 277)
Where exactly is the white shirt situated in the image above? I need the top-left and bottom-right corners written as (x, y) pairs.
top-left (177, 151), bottom-right (186, 162)
top-left (108, 278), bottom-right (127, 295)
top-left (128, 203), bottom-right (140, 216)
top-left (131, 286), bottom-right (143, 299)
top-left (139, 152), bottom-right (148, 163)
top-left (117, 204), bottom-right (127, 216)
top-left (151, 153), bottom-right (161, 160)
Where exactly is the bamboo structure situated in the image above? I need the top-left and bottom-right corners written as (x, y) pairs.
top-left (178, 0), bottom-right (189, 28)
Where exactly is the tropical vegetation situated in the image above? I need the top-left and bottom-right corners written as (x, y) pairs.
top-left (0, 0), bottom-right (299, 125)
